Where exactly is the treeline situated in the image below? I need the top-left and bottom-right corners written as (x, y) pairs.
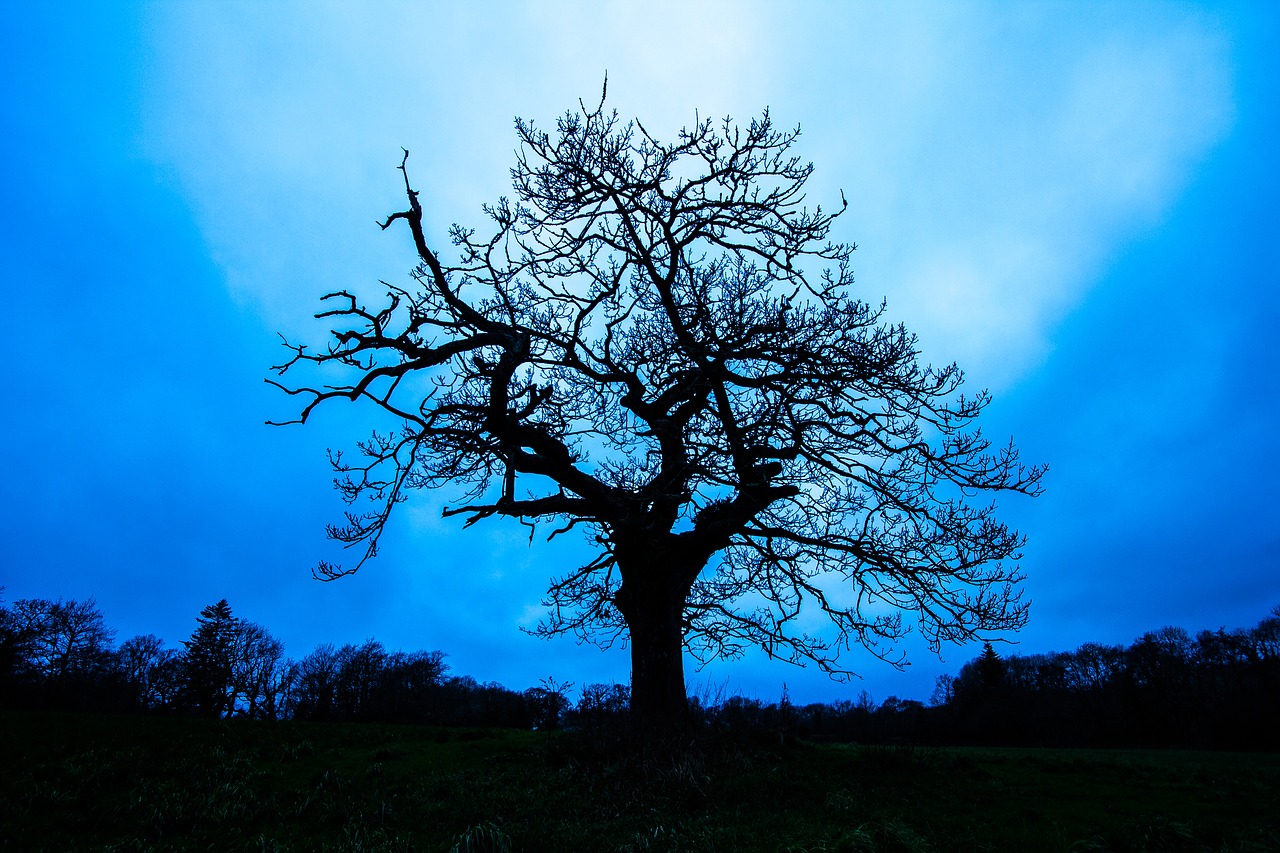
top-left (0, 596), bottom-right (567, 729)
top-left (3, 591), bottom-right (1277, 750)
top-left (926, 611), bottom-right (1280, 749)
top-left (693, 607), bottom-right (1280, 751)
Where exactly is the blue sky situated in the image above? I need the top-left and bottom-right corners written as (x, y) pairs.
top-left (2, 1), bottom-right (1276, 705)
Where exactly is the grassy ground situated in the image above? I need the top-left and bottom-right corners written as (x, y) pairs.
top-left (1, 710), bottom-right (1276, 852)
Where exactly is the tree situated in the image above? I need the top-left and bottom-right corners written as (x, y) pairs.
top-left (0, 593), bottom-right (20, 697)
top-left (271, 85), bottom-right (1044, 740)
top-left (977, 642), bottom-right (1006, 691)
top-left (117, 633), bottom-right (182, 710)
top-left (6, 598), bottom-right (115, 683)
top-left (525, 676), bottom-right (574, 731)
top-left (575, 681), bottom-right (631, 735)
top-left (372, 649), bottom-right (449, 722)
top-left (1063, 641), bottom-right (1125, 692)
top-left (180, 599), bottom-right (237, 717)
top-left (333, 639), bottom-right (388, 720)
top-left (229, 621), bottom-right (290, 719)
top-left (287, 643), bottom-right (341, 721)
top-left (930, 673), bottom-right (956, 707)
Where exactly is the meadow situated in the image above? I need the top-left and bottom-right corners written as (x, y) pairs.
top-left (1, 710), bottom-right (1276, 852)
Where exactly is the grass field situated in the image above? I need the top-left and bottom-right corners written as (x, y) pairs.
top-left (1, 710), bottom-right (1276, 852)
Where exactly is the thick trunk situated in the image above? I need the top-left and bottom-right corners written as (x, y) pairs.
top-left (626, 594), bottom-right (690, 738)
top-left (613, 546), bottom-right (704, 744)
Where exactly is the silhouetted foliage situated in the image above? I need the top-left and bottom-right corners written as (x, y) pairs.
top-left (180, 599), bottom-right (237, 717)
top-left (117, 633), bottom-right (182, 710)
top-left (370, 649), bottom-right (450, 722)
top-left (571, 681), bottom-right (631, 740)
top-left (271, 82), bottom-right (1044, 742)
top-left (5, 582), bottom-right (1274, 751)
top-left (525, 676), bottom-right (574, 731)
top-left (229, 620), bottom-right (290, 719)
top-left (282, 642), bottom-right (537, 727)
top-left (0, 597), bottom-right (117, 710)
top-left (0, 592), bottom-right (18, 696)
top-left (285, 642), bottom-right (341, 721)
top-left (976, 642), bottom-right (1005, 690)
top-left (921, 607), bottom-right (1280, 749)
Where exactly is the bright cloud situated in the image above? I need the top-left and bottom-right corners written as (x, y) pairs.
top-left (142, 3), bottom-right (1232, 395)
top-left (139, 1), bottom-right (768, 334)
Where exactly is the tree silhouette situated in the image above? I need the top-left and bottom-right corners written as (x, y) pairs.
top-left (5, 598), bottom-right (115, 706)
top-left (272, 85), bottom-right (1044, 740)
top-left (229, 620), bottom-right (290, 719)
top-left (118, 633), bottom-right (182, 710)
top-left (181, 599), bottom-right (237, 717)
top-left (977, 641), bottom-right (1006, 691)
top-left (287, 643), bottom-right (341, 721)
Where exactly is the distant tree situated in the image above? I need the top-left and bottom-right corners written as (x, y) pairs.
top-left (1126, 626), bottom-right (1194, 689)
top-left (1251, 607), bottom-right (1280, 748)
top-left (180, 599), bottom-right (237, 717)
top-left (1063, 641), bottom-right (1125, 692)
top-left (716, 695), bottom-right (767, 732)
top-left (117, 633), bottom-right (182, 710)
top-left (429, 674), bottom-right (533, 728)
top-left (7, 598), bottom-right (115, 682)
top-left (1123, 625), bottom-right (1195, 742)
top-left (374, 649), bottom-right (449, 722)
top-left (578, 681), bottom-right (631, 714)
top-left (1251, 606), bottom-right (1280, 660)
top-left (333, 639), bottom-right (388, 720)
top-left (1195, 628), bottom-right (1254, 669)
top-left (924, 605), bottom-right (1280, 749)
top-left (229, 621), bottom-right (290, 719)
top-left (0, 592), bottom-right (26, 693)
top-left (272, 85), bottom-right (1044, 741)
top-left (977, 642), bottom-right (1005, 691)
top-left (875, 695), bottom-right (925, 742)
top-left (874, 695), bottom-right (925, 721)
top-left (929, 673), bottom-right (956, 707)
top-left (525, 677), bottom-right (574, 731)
top-left (287, 643), bottom-right (342, 721)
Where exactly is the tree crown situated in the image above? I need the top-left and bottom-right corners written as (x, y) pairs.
top-left (272, 86), bottom-right (1044, 678)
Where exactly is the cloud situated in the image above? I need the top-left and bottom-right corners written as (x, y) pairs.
top-left (141, 3), bottom-right (1232, 394)
top-left (780, 6), bottom-right (1233, 389)
top-left (129, 3), bottom-right (1242, 693)
top-left (138, 1), bottom-right (768, 334)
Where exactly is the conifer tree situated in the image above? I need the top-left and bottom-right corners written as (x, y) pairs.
top-left (181, 599), bottom-right (237, 717)
top-left (978, 641), bottom-right (1006, 692)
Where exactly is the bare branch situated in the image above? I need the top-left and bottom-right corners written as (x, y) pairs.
top-left (269, 87), bottom-right (1044, 725)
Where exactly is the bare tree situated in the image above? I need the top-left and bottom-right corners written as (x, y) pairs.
top-left (333, 639), bottom-right (387, 720)
top-left (1251, 606), bottom-right (1280, 661)
top-left (287, 643), bottom-right (341, 721)
top-left (8, 598), bottom-right (115, 683)
top-left (374, 649), bottom-right (449, 722)
top-left (229, 621), bottom-right (289, 719)
top-left (118, 633), bottom-right (182, 710)
top-left (272, 85), bottom-right (1044, 739)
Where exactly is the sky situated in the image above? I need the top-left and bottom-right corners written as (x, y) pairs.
top-left (1, 1), bottom-right (1277, 706)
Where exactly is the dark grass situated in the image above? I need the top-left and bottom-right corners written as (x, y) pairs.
top-left (1, 710), bottom-right (1277, 852)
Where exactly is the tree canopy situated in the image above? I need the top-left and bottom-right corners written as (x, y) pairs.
top-left (271, 86), bottom-right (1045, 736)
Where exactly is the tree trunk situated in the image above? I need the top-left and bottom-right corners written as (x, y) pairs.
top-left (626, 595), bottom-right (690, 739)
top-left (613, 548), bottom-right (702, 745)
